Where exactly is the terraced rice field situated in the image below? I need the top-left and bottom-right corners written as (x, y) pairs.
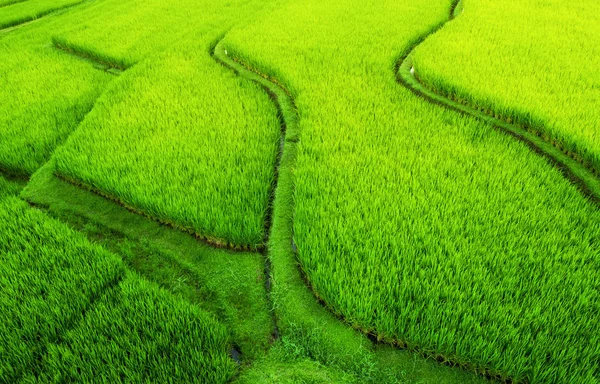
top-left (1, 0), bottom-right (598, 382)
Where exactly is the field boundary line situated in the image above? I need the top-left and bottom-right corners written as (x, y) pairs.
top-left (211, 35), bottom-right (303, 342)
top-left (11, 255), bottom-right (126, 382)
top-left (0, 165), bottom-right (29, 183)
top-left (54, 172), bottom-right (260, 252)
top-left (294, 260), bottom-right (514, 381)
top-left (53, 41), bottom-right (125, 75)
top-left (395, 0), bottom-right (600, 207)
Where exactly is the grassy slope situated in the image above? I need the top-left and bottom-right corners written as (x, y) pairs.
top-left (223, 0), bottom-right (600, 382)
top-left (0, 11), bottom-right (114, 176)
top-left (0, 175), bottom-right (237, 382)
top-left (412, 0), bottom-right (600, 173)
top-left (0, 176), bottom-right (235, 383)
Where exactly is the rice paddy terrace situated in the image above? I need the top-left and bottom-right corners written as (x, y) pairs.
top-left (1, 0), bottom-right (598, 382)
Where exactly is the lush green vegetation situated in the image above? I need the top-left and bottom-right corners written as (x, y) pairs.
top-left (412, 0), bottom-right (600, 173)
top-left (23, 162), bottom-right (275, 360)
top-left (53, 43), bottom-right (281, 248)
top-left (0, 176), bottom-right (237, 382)
top-left (0, 0), bottom-right (82, 29)
top-left (0, 0), bottom-right (26, 8)
top-left (0, 196), bottom-right (124, 381)
top-left (50, 0), bottom-right (285, 68)
top-left (223, 0), bottom-right (600, 381)
top-left (47, 0), bottom-right (288, 248)
top-left (37, 273), bottom-right (235, 383)
top-left (1, 0), bottom-right (599, 382)
top-left (0, 13), bottom-right (114, 175)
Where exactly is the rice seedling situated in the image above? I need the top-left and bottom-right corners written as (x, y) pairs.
top-left (37, 273), bottom-right (236, 383)
top-left (222, 0), bottom-right (600, 381)
top-left (0, 197), bottom-right (124, 381)
top-left (411, 0), bottom-right (600, 173)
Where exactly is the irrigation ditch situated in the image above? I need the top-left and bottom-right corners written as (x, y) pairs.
top-left (211, 35), bottom-right (301, 345)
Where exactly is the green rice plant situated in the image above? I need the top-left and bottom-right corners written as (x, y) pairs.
top-left (49, 0), bottom-right (289, 69)
top-left (38, 273), bottom-right (236, 383)
top-left (39, 0), bottom-right (292, 248)
top-left (0, 197), bottom-right (124, 381)
top-left (222, 0), bottom-right (600, 381)
top-left (2, 0), bottom-right (285, 247)
top-left (0, 0), bottom-right (83, 29)
top-left (0, 0), bottom-right (27, 8)
top-left (0, 15), bottom-right (114, 176)
top-left (0, 175), bottom-right (24, 201)
top-left (53, 35), bottom-right (282, 248)
top-left (215, 37), bottom-right (488, 384)
top-left (411, 0), bottom-right (600, 173)
top-left (23, 162), bottom-right (276, 360)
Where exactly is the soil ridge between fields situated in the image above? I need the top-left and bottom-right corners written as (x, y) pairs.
top-left (53, 40), bottom-right (126, 74)
top-left (55, 172), bottom-right (260, 252)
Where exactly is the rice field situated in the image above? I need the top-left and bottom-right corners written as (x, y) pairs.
top-left (412, 0), bottom-right (600, 173)
top-left (0, 0), bottom-right (82, 29)
top-left (1, 0), bottom-right (599, 382)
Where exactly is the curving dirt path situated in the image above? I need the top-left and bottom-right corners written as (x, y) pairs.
top-left (395, 0), bottom-right (600, 207)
